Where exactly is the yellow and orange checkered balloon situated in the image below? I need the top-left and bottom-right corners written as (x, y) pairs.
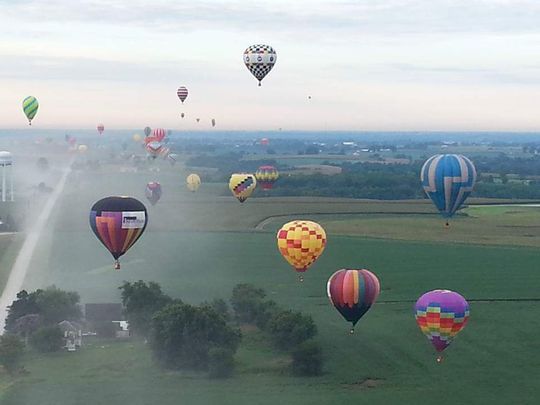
top-left (277, 220), bottom-right (327, 277)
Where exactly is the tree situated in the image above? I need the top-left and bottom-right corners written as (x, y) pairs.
top-left (202, 298), bottom-right (231, 322)
top-left (30, 326), bottom-right (64, 353)
top-left (13, 314), bottom-right (42, 344)
top-left (254, 300), bottom-right (280, 330)
top-left (230, 284), bottom-right (266, 323)
top-left (5, 287), bottom-right (81, 332)
top-left (291, 340), bottom-right (323, 376)
top-left (0, 334), bottom-right (25, 374)
top-left (119, 281), bottom-right (172, 337)
top-left (208, 347), bottom-right (235, 378)
top-left (151, 302), bottom-right (241, 372)
top-left (267, 310), bottom-right (317, 350)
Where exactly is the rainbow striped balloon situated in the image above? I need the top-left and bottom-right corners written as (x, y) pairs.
top-left (421, 154), bottom-right (476, 221)
top-left (327, 269), bottom-right (380, 332)
top-left (22, 96), bottom-right (39, 125)
top-left (415, 289), bottom-right (469, 355)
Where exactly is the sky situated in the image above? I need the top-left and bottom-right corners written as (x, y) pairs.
top-left (1, 0), bottom-right (540, 131)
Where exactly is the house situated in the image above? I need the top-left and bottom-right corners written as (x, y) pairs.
top-left (85, 303), bottom-right (128, 338)
top-left (58, 320), bottom-right (83, 351)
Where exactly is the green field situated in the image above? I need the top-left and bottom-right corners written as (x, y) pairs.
top-left (1, 158), bottom-right (540, 404)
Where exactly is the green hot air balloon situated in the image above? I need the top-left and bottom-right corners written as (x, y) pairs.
top-left (22, 96), bottom-right (39, 125)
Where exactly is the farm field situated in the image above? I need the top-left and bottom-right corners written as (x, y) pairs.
top-left (0, 163), bottom-right (539, 404)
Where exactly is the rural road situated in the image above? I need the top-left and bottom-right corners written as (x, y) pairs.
top-left (0, 162), bottom-right (73, 332)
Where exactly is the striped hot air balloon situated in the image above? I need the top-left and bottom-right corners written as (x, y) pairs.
top-left (152, 128), bottom-right (166, 142)
top-left (22, 96), bottom-right (39, 125)
top-left (255, 165), bottom-right (279, 190)
top-left (97, 123), bottom-right (104, 135)
top-left (89, 196), bottom-right (148, 270)
top-left (276, 220), bottom-right (326, 281)
top-left (420, 154), bottom-right (476, 226)
top-left (229, 173), bottom-right (257, 203)
top-left (414, 289), bottom-right (470, 362)
top-left (327, 269), bottom-right (380, 333)
top-left (177, 86), bottom-right (188, 103)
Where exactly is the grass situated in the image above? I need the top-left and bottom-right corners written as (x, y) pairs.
top-left (1, 160), bottom-right (540, 404)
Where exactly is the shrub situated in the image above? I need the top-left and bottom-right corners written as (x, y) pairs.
top-left (0, 334), bottom-right (25, 374)
top-left (291, 340), bottom-right (323, 376)
top-left (267, 310), bottom-right (317, 350)
top-left (208, 347), bottom-right (235, 378)
top-left (30, 326), bottom-right (64, 353)
top-left (230, 284), bottom-right (266, 323)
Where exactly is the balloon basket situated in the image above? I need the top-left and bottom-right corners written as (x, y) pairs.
top-left (349, 327), bottom-right (355, 335)
top-left (444, 221), bottom-right (450, 229)
top-left (114, 261), bottom-right (120, 270)
top-left (298, 274), bottom-right (304, 283)
top-left (436, 355), bottom-right (444, 363)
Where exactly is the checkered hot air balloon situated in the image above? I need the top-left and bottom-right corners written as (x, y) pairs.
top-left (177, 86), bottom-right (188, 103)
top-left (414, 289), bottom-right (470, 362)
top-left (22, 96), bottom-right (39, 125)
top-left (89, 196), bottom-right (148, 270)
top-left (243, 44), bottom-right (277, 86)
top-left (145, 182), bottom-right (162, 206)
top-left (327, 269), bottom-right (380, 333)
top-left (421, 154), bottom-right (476, 226)
top-left (277, 220), bottom-right (326, 281)
top-left (229, 173), bottom-right (257, 203)
top-left (255, 165), bottom-right (279, 190)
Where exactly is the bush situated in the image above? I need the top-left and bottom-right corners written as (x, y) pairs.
top-left (267, 310), bottom-right (317, 350)
top-left (291, 340), bottom-right (323, 376)
top-left (30, 326), bottom-right (64, 353)
top-left (0, 334), bottom-right (25, 374)
top-left (254, 300), bottom-right (280, 330)
top-left (208, 347), bottom-right (235, 378)
top-left (230, 284), bottom-right (266, 323)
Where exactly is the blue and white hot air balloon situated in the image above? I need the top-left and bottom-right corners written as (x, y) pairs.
top-left (420, 154), bottom-right (476, 225)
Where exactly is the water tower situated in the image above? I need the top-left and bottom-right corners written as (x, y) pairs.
top-left (0, 151), bottom-right (14, 202)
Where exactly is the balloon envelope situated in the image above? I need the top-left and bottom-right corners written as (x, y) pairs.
top-left (255, 165), bottom-right (279, 190)
top-left (186, 173), bottom-right (201, 192)
top-left (229, 173), bottom-right (257, 202)
top-left (89, 196), bottom-right (148, 268)
top-left (421, 154), bottom-right (476, 219)
top-left (177, 86), bottom-right (188, 103)
top-left (277, 220), bottom-right (326, 274)
top-left (244, 44), bottom-right (277, 85)
top-left (145, 182), bottom-right (162, 205)
top-left (97, 124), bottom-right (104, 135)
top-left (22, 96), bottom-right (39, 125)
top-left (327, 269), bottom-right (380, 328)
top-left (152, 128), bottom-right (166, 142)
top-left (144, 126), bottom-right (152, 137)
top-left (414, 289), bottom-right (469, 353)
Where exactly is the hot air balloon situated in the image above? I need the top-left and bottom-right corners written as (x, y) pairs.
top-left (276, 220), bottom-right (326, 281)
top-left (260, 138), bottom-right (269, 146)
top-left (133, 133), bottom-right (142, 143)
top-left (415, 289), bottom-right (470, 362)
top-left (211, 118), bottom-right (216, 127)
top-left (152, 128), bottom-right (166, 142)
top-left (255, 165), bottom-right (279, 190)
top-left (22, 96), bottom-right (39, 125)
top-left (177, 86), bottom-right (188, 103)
top-left (186, 173), bottom-right (201, 192)
top-left (144, 126), bottom-right (152, 137)
top-left (97, 124), bottom-right (104, 135)
top-left (89, 196), bottom-right (148, 270)
top-left (196, 118), bottom-right (200, 123)
top-left (327, 269), bottom-right (380, 333)
top-left (244, 44), bottom-right (277, 86)
top-left (181, 112), bottom-right (185, 119)
top-left (145, 182), bottom-right (162, 206)
top-left (421, 154), bottom-right (476, 226)
top-left (229, 173), bottom-right (257, 203)
top-left (78, 144), bottom-right (88, 153)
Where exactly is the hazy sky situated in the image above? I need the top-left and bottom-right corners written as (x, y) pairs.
top-left (1, 0), bottom-right (540, 131)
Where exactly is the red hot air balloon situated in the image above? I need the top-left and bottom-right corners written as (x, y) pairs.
top-left (327, 269), bottom-right (380, 333)
top-left (89, 196), bottom-right (148, 270)
top-left (255, 165), bottom-right (279, 190)
top-left (261, 138), bottom-right (269, 146)
top-left (97, 124), bottom-right (104, 135)
top-left (145, 182), bottom-right (162, 206)
top-left (177, 86), bottom-right (188, 103)
top-left (152, 128), bottom-right (166, 142)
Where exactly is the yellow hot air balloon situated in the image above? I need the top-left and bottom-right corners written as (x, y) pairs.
top-left (133, 133), bottom-right (142, 143)
top-left (229, 173), bottom-right (257, 203)
top-left (78, 144), bottom-right (88, 153)
top-left (277, 220), bottom-right (327, 281)
top-left (186, 173), bottom-right (201, 192)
